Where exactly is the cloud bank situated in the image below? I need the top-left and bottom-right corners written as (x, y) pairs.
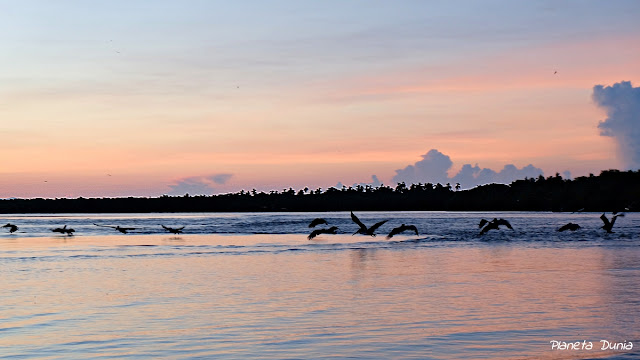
top-left (593, 81), bottom-right (640, 169)
top-left (392, 149), bottom-right (543, 189)
top-left (336, 174), bottom-right (382, 189)
top-left (167, 173), bottom-right (233, 195)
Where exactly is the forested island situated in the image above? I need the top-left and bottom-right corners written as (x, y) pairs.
top-left (1, 170), bottom-right (638, 213)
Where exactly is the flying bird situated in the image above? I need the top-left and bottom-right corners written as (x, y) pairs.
top-left (94, 223), bottom-right (136, 234)
top-left (600, 213), bottom-right (623, 233)
top-left (2, 223), bottom-right (18, 233)
top-left (350, 211), bottom-right (388, 236)
top-left (308, 226), bottom-right (338, 240)
top-left (557, 222), bottom-right (581, 232)
top-left (162, 225), bottom-right (184, 234)
top-left (52, 225), bottom-right (75, 235)
top-left (308, 218), bottom-right (328, 228)
top-left (386, 224), bottom-right (419, 239)
top-left (479, 218), bottom-right (513, 234)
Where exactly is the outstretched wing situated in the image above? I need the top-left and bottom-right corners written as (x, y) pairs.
top-left (387, 224), bottom-right (419, 239)
top-left (497, 219), bottom-right (513, 229)
top-left (478, 219), bottom-right (488, 228)
top-left (350, 211), bottom-right (367, 231)
top-left (3, 224), bottom-right (18, 232)
top-left (163, 226), bottom-right (184, 233)
top-left (557, 223), bottom-right (570, 232)
top-left (308, 229), bottom-right (321, 240)
top-left (94, 223), bottom-right (116, 229)
top-left (406, 225), bottom-right (419, 236)
top-left (610, 214), bottom-right (623, 227)
top-left (480, 222), bottom-right (496, 235)
top-left (368, 220), bottom-right (388, 234)
top-left (309, 218), bottom-right (328, 228)
top-left (308, 226), bottom-right (338, 240)
top-left (600, 214), bottom-right (611, 228)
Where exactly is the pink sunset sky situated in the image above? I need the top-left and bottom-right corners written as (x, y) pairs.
top-left (1, 1), bottom-right (639, 198)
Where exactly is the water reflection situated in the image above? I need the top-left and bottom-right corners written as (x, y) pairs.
top-left (1, 235), bottom-right (638, 359)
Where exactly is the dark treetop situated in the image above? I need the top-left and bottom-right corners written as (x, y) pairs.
top-left (1, 170), bottom-right (638, 213)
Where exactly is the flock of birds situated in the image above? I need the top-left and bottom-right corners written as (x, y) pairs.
top-left (307, 212), bottom-right (419, 240)
top-left (0, 212), bottom-right (626, 238)
top-left (0, 223), bottom-right (185, 236)
top-left (307, 211), bottom-right (626, 240)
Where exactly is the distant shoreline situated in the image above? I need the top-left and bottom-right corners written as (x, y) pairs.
top-left (1, 170), bottom-right (637, 214)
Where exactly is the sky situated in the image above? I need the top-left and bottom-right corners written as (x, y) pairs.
top-left (1, 0), bottom-right (639, 198)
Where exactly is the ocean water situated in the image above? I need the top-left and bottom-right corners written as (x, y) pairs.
top-left (1, 211), bottom-right (639, 359)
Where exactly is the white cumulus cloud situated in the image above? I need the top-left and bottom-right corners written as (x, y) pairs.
top-left (392, 149), bottom-right (543, 189)
top-left (593, 80), bottom-right (640, 169)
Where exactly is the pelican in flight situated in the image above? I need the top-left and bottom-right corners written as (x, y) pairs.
top-left (162, 225), bottom-right (184, 234)
top-left (350, 211), bottom-right (388, 236)
top-left (2, 223), bottom-right (18, 233)
top-left (94, 223), bottom-right (136, 234)
top-left (557, 223), bottom-right (581, 232)
top-left (308, 226), bottom-right (338, 240)
top-left (52, 225), bottom-right (75, 235)
top-left (386, 224), bottom-right (419, 239)
top-left (308, 218), bottom-right (328, 228)
top-left (600, 212), bottom-right (623, 233)
top-left (479, 218), bottom-right (513, 235)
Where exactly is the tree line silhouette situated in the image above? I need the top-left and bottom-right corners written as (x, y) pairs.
top-left (0, 170), bottom-right (638, 213)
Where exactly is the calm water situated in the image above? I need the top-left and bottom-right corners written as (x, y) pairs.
top-left (1, 212), bottom-right (639, 359)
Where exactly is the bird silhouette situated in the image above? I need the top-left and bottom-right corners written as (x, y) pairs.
top-left (161, 225), bottom-right (184, 234)
top-left (350, 211), bottom-right (388, 236)
top-left (386, 224), bottom-right (419, 239)
top-left (308, 226), bottom-right (338, 240)
top-left (52, 225), bottom-right (75, 235)
top-left (557, 222), bottom-right (581, 232)
top-left (479, 218), bottom-right (513, 234)
top-left (308, 218), bottom-right (328, 228)
top-left (2, 223), bottom-right (18, 233)
top-left (94, 223), bottom-right (136, 234)
top-left (600, 213), bottom-right (623, 233)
